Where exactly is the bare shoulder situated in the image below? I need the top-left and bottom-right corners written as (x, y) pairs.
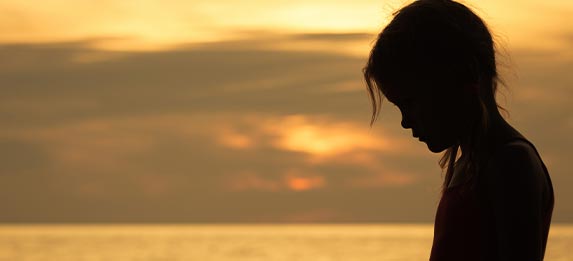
top-left (494, 140), bottom-right (542, 171)
top-left (482, 139), bottom-right (548, 195)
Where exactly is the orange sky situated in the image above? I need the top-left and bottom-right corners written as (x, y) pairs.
top-left (0, 0), bottom-right (571, 222)
top-left (1, 0), bottom-right (571, 52)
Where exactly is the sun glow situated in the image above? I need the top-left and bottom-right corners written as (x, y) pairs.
top-left (285, 176), bottom-right (325, 191)
top-left (263, 115), bottom-right (391, 157)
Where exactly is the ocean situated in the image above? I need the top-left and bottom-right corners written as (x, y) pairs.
top-left (0, 224), bottom-right (571, 260)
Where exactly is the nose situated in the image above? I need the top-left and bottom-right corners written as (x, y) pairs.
top-left (401, 115), bottom-right (420, 138)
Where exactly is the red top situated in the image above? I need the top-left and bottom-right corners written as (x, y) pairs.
top-left (429, 137), bottom-right (554, 261)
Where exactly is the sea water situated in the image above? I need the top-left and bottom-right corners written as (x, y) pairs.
top-left (0, 224), bottom-right (571, 261)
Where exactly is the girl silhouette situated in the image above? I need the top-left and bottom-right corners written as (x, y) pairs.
top-left (363, 0), bottom-right (554, 260)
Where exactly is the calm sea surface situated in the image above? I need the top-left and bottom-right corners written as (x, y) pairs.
top-left (0, 224), bottom-right (571, 261)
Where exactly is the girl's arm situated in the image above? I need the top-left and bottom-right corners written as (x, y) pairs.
top-left (483, 141), bottom-right (547, 260)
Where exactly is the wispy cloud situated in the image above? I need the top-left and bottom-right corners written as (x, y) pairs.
top-left (0, 31), bottom-right (571, 222)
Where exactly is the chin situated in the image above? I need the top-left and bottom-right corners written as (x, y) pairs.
top-left (425, 140), bottom-right (451, 153)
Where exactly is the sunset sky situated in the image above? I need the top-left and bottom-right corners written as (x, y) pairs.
top-left (0, 0), bottom-right (571, 222)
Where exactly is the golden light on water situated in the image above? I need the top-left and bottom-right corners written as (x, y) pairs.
top-left (0, 224), bottom-right (572, 260)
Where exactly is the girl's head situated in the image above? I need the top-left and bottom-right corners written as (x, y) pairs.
top-left (363, 0), bottom-right (506, 193)
top-left (363, 0), bottom-right (502, 154)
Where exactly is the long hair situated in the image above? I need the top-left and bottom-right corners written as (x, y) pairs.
top-left (363, 0), bottom-right (506, 195)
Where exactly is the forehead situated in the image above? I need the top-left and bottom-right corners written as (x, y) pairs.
top-left (382, 82), bottom-right (425, 103)
top-left (382, 77), bottom-right (454, 103)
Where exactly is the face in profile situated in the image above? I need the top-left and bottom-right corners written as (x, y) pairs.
top-left (384, 81), bottom-right (473, 153)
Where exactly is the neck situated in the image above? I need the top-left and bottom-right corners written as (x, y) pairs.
top-left (458, 108), bottom-right (510, 158)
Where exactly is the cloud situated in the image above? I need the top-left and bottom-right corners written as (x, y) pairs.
top-left (223, 169), bottom-right (326, 192)
top-left (0, 33), bottom-right (571, 222)
top-left (285, 175), bottom-right (325, 191)
top-left (223, 171), bottom-right (283, 192)
top-left (0, 37), bottom-right (372, 129)
top-left (216, 129), bottom-right (256, 149)
top-left (348, 171), bottom-right (417, 188)
top-left (291, 32), bottom-right (375, 41)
